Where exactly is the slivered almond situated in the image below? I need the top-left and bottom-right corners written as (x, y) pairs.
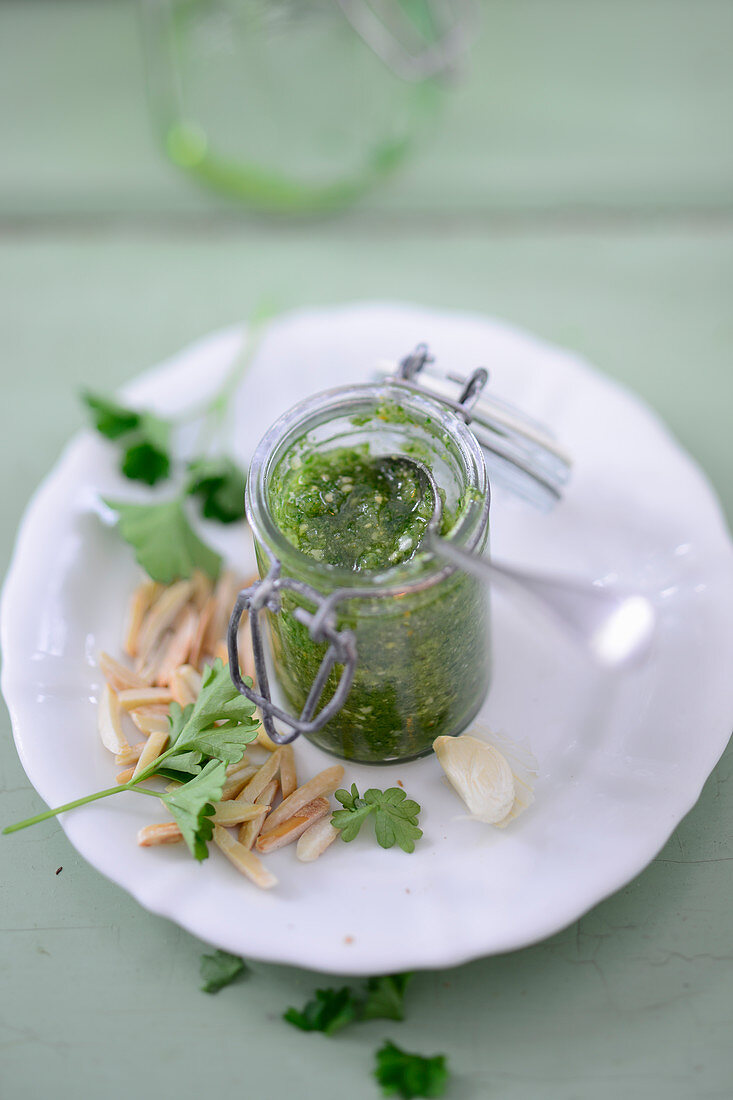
top-left (238, 779), bottom-right (278, 849)
top-left (260, 766), bottom-right (344, 836)
top-left (256, 725), bottom-right (280, 752)
top-left (124, 581), bottom-right (161, 658)
top-left (220, 764), bottom-right (259, 801)
top-left (179, 664), bottom-right (202, 697)
top-left (117, 767), bottom-right (136, 784)
top-left (130, 709), bottom-right (170, 736)
top-left (279, 745), bottom-right (297, 799)
top-left (155, 607), bottom-right (199, 686)
top-left (115, 741), bottom-right (144, 766)
top-left (190, 570), bottom-right (213, 611)
top-left (240, 748), bottom-right (282, 803)
top-left (237, 614), bottom-right (256, 684)
top-left (97, 685), bottom-right (129, 755)
top-left (212, 641), bottom-right (229, 666)
top-left (169, 663), bottom-right (202, 707)
top-left (226, 755), bottom-right (251, 776)
top-left (137, 580), bottom-right (194, 664)
top-left (212, 801), bottom-right (267, 826)
top-left (138, 823), bottom-right (182, 847)
top-left (203, 571), bottom-right (243, 654)
top-left (135, 633), bottom-right (170, 683)
top-left (131, 729), bottom-right (168, 780)
top-left (256, 797), bottom-right (329, 854)
top-left (118, 687), bottom-right (173, 710)
top-left (213, 825), bottom-right (277, 889)
top-left (99, 651), bottom-right (150, 692)
top-left (189, 595), bottom-right (216, 669)
top-left (296, 816), bottom-right (339, 862)
top-left (169, 665), bottom-right (198, 708)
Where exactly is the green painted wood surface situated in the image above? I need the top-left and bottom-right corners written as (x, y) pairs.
top-left (1, 3), bottom-right (732, 1099)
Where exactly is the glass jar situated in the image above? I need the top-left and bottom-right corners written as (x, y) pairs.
top-left (139, 0), bottom-right (455, 213)
top-left (245, 381), bottom-right (491, 763)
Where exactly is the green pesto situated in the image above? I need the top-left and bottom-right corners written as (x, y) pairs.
top-left (265, 442), bottom-right (490, 764)
top-left (267, 562), bottom-right (489, 762)
top-left (270, 447), bottom-right (434, 571)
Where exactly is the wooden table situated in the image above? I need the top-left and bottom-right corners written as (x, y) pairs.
top-left (1, 3), bottom-right (731, 1097)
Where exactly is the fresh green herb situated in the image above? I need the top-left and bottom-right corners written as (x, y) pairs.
top-left (362, 973), bottom-right (413, 1022)
top-left (331, 784), bottom-right (423, 853)
top-left (161, 760), bottom-right (225, 860)
top-left (83, 392), bottom-right (172, 486)
top-left (82, 310), bottom-right (272, 582)
top-left (283, 972), bottom-right (413, 1036)
top-left (187, 457), bottom-right (247, 524)
top-left (82, 392), bottom-right (142, 439)
top-left (120, 438), bottom-right (170, 485)
top-left (200, 949), bottom-right (247, 994)
top-left (283, 987), bottom-right (362, 1036)
top-left (374, 1041), bottom-right (449, 1099)
top-left (2, 661), bottom-right (259, 859)
top-left (166, 663), bottom-right (260, 765)
top-left (103, 497), bottom-right (222, 583)
top-left (120, 411), bottom-right (172, 485)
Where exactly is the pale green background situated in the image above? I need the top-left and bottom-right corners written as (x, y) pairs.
top-left (1, 3), bottom-right (732, 1098)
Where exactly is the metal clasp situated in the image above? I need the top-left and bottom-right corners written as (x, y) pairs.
top-left (227, 561), bottom-right (357, 745)
top-left (381, 344), bottom-right (572, 510)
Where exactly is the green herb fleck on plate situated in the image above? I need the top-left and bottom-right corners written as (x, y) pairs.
top-left (331, 784), bottom-right (422, 853)
top-left (374, 1041), bottom-right (449, 1099)
top-left (283, 987), bottom-right (362, 1036)
top-left (200, 949), bottom-right (247, 994)
top-left (187, 457), bottom-right (247, 524)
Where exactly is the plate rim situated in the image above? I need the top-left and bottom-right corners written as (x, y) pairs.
top-left (3, 302), bottom-right (733, 974)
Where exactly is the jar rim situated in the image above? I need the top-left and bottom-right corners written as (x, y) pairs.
top-left (246, 381), bottom-right (490, 595)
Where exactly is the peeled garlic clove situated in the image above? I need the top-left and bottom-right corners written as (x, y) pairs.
top-left (433, 734), bottom-right (516, 824)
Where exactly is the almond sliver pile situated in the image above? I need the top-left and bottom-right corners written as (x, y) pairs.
top-left (97, 573), bottom-right (342, 888)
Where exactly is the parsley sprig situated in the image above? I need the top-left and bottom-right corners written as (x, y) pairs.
top-left (84, 310), bottom-right (272, 583)
top-left (3, 660), bottom-right (259, 860)
top-left (82, 392), bottom-right (173, 486)
top-left (284, 973), bottom-right (413, 1036)
top-left (331, 784), bottom-right (423, 853)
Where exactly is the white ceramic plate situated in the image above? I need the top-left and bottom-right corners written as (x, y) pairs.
top-left (3, 303), bottom-right (733, 975)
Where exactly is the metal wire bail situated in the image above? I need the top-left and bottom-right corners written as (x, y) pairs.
top-left (227, 562), bottom-right (358, 745)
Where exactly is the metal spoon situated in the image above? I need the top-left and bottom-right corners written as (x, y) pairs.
top-left (400, 457), bottom-right (656, 669)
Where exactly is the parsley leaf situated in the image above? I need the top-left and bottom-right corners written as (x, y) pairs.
top-left (362, 973), bottom-right (413, 1022)
top-left (283, 988), bottom-right (362, 1036)
top-left (160, 759), bottom-right (225, 860)
top-left (200, 949), bottom-right (247, 994)
top-left (367, 788), bottom-right (423, 854)
top-left (167, 661), bottom-right (259, 765)
top-left (82, 391), bottom-right (141, 439)
top-left (83, 392), bottom-right (172, 485)
top-left (103, 497), bottom-right (222, 583)
top-left (374, 1042), bottom-right (449, 1099)
top-left (332, 784), bottom-right (375, 842)
top-left (187, 457), bottom-right (247, 524)
top-left (120, 412), bottom-right (172, 486)
top-left (331, 785), bottom-right (422, 853)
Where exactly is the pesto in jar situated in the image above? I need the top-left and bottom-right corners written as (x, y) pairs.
top-left (270, 447), bottom-right (435, 571)
top-left (265, 441), bottom-right (490, 764)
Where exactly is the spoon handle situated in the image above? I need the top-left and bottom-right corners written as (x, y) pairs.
top-left (426, 533), bottom-right (655, 668)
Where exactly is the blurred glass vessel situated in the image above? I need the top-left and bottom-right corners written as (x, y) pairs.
top-left (140, 0), bottom-right (474, 212)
